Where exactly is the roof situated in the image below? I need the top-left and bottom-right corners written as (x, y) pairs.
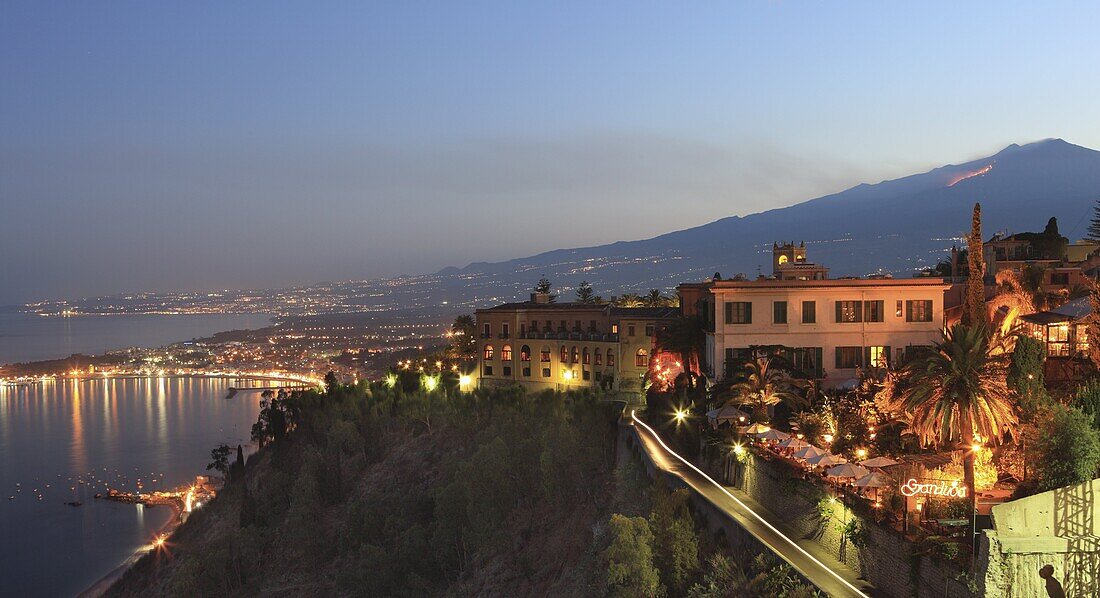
top-left (476, 301), bottom-right (609, 313)
top-left (609, 306), bottom-right (680, 319)
top-left (706, 277), bottom-right (951, 290)
top-left (1020, 296), bottom-right (1092, 325)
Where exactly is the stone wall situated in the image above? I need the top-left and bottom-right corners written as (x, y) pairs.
top-left (977, 478), bottom-right (1100, 597)
top-left (731, 451), bottom-right (975, 598)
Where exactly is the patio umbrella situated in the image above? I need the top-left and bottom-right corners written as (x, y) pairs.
top-left (744, 423), bottom-right (771, 435)
top-left (825, 463), bottom-right (870, 479)
top-left (778, 437), bottom-right (809, 450)
top-left (809, 453), bottom-right (847, 468)
top-left (853, 471), bottom-right (893, 488)
top-left (755, 428), bottom-right (791, 441)
top-left (792, 446), bottom-right (827, 461)
top-left (858, 456), bottom-right (899, 468)
top-left (706, 405), bottom-right (750, 426)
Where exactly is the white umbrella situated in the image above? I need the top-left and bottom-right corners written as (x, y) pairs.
top-left (792, 446), bottom-right (827, 461)
top-left (809, 453), bottom-right (847, 468)
top-left (853, 471), bottom-right (893, 488)
top-left (745, 423), bottom-right (771, 435)
top-left (706, 405), bottom-right (750, 425)
top-left (779, 437), bottom-right (809, 450)
top-left (859, 456), bottom-right (899, 468)
top-left (825, 463), bottom-right (870, 479)
top-left (755, 428), bottom-right (790, 441)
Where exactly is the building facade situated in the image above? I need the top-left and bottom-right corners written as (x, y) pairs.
top-left (474, 293), bottom-right (678, 398)
top-left (684, 277), bottom-right (950, 387)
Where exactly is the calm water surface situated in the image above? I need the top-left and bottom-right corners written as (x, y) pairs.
top-left (0, 377), bottom-right (270, 597)
top-left (0, 312), bottom-right (272, 365)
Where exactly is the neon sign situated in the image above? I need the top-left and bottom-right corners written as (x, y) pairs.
top-left (900, 478), bottom-right (967, 498)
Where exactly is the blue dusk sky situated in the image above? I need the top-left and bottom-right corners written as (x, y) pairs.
top-left (2, 1), bottom-right (1099, 304)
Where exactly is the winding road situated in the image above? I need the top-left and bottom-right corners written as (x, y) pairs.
top-left (630, 411), bottom-right (877, 598)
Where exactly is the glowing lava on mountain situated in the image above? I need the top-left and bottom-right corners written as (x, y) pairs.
top-left (947, 163), bottom-right (993, 187)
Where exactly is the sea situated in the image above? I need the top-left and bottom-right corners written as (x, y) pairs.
top-left (0, 313), bottom-right (274, 597)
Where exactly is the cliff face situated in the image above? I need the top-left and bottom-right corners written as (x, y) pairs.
top-left (105, 387), bottom-right (622, 597)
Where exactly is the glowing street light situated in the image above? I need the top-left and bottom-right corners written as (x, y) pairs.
top-left (673, 408), bottom-right (689, 426)
top-left (384, 374), bottom-right (397, 388)
top-left (458, 374), bottom-right (472, 388)
top-left (423, 375), bottom-right (439, 391)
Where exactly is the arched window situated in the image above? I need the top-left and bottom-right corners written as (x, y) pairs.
top-left (560, 346), bottom-right (568, 362)
top-left (520, 345), bottom-right (531, 362)
top-left (541, 346), bottom-right (552, 362)
top-left (635, 348), bottom-right (649, 367)
top-left (582, 347), bottom-right (591, 365)
top-left (484, 345), bottom-right (494, 360)
top-left (571, 346), bottom-right (579, 363)
top-left (595, 350), bottom-right (603, 365)
top-left (607, 349), bottom-right (615, 366)
top-left (501, 345), bottom-right (512, 361)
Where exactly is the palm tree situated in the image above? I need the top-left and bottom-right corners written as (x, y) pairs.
top-left (724, 357), bottom-right (804, 422)
top-left (614, 293), bottom-right (644, 308)
top-left (899, 323), bottom-right (1019, 538)
top-left (988, 264), bottom-right (1062, 316)
top-left (645, 289), bottom-right (669, 307)
top-left (449, 314), bottom-right (477, 361)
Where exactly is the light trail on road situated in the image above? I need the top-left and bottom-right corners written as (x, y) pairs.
top-left (630, 410), bottom-right (871, 598)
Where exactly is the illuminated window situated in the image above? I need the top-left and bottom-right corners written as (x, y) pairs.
top-left (501, 345), bottom-right (512, 361)
top-left (541, 346), bottom-right (551, 362)
top-left (582, 347), bottom-right (590, 364)
top-left (611, 324), bottom-right (619, 334)
top-left (560, 346), bottom-right (568, 362)
top-left (571, 346), bottom-right (579, 363)
top-left (483, 345), bottom-right (494, 360)
top-left (595, 350), bottom-right (603, 365)
top-left (520, 345), bottom-right (531, 362)
top-left (836, 301), bottom-right (862, 323)
top-left (778, 254), bottom-right (789, 265)
top-left (868, 346), bottom-right (888, 368)
top-left (635, 349), bottom-right (649, 367)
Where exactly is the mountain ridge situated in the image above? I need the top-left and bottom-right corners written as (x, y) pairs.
top-left (437, 139), bottom-right (1098, 289)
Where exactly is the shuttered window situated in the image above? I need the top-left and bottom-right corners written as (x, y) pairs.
top-left (725, 301), bottom-right (752, 324)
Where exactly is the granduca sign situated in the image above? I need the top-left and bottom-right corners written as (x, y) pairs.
top-left (900, 478), bottom-right (967, 498)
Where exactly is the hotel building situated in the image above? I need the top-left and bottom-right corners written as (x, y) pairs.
top-left (681, 244), bottom-right (951, 387)
top-left (474, 293), bottom-right (678, 398)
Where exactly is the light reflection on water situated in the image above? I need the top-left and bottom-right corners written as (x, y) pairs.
top-left (0, 377), bottom-right (268, 597)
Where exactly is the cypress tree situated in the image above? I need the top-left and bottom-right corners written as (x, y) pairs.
top-left (1087, 197), bottom-right (1100, 242)
top-left (963, 203), bottom-right (988, 327)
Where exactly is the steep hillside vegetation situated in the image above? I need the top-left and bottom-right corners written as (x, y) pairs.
top-left (106, 383), bottom-right (820, 597)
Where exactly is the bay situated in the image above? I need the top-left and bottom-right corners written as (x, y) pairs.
top-left (0, 312), bottom-right (272, 366)
top-left (0, 377), bottom-right (270, 597)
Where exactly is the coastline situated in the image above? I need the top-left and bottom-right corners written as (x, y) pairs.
top-left (76, 503), bottom-right (183, 598)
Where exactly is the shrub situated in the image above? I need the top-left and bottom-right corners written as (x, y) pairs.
top-left (1033, 404), bottom-right (1100, 492)
top-left (603, 514), bottom-right (662, 598)
top-left (1008, 335), bottom-right (1047, 419)
top-left (1073, 379), bottom-right (1100, 431)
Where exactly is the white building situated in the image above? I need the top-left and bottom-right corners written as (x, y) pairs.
top-left (686, 277), bottom-right (950, 386)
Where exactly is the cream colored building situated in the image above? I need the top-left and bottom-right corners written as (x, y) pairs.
top-left (474, 293), bottom-right (678, 398)
top-left (692, 277), bottom-right (950, 386)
